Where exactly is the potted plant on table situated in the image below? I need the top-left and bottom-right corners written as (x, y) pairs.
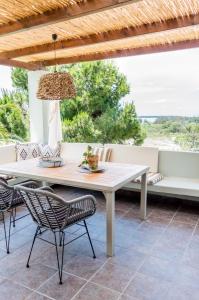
top-left (81, 146), bottom-right (99, 171)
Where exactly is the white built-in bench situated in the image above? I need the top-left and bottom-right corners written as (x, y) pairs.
top-left (121, 147), bottom-right (199, 200)
top-left (0, 143), bottom-right (198, 201)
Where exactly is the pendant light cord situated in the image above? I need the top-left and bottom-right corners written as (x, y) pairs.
top-left (52, 33), bottom-right (58, 72)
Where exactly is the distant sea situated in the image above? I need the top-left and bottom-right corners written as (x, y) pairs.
top-left (139, 117), bottom-right (157, 123)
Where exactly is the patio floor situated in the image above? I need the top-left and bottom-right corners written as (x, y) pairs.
top-left (0, 186), bottom-right (199, 300)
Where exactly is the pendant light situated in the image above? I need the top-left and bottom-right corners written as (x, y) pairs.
top-left (37, 34), bottom-right (76, 100)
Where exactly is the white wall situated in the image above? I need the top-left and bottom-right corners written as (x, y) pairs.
top-left (28, 70), bottom-right (50, 144)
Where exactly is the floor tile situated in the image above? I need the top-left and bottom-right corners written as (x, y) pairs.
top-left (116, 231), bottom-right (158, 253)
top-left (26, 292), bottom-right (53, 300)
top-left (72, 282), bottom-right (120, 300)
top-left (182, 235), bottom-right (199, 268)
top-left (38, 272), bottom-right (86, 300)
top-left (124, 272), bottom-right (170, 300)
top-left (63, 254), bottom-right (105, 279)
top-left (139, 256), bottom-right (179, 283)
top-left (91, 261), bottom-right (135, 292)
top-left (0, 223), bottom-right (37, 252)
top-left (66, 236), bottom-right (108, 260)
top-left (109, 248), bottom-right (146, 270)
top-left (166, 283), bottom-right (199, 300)
top-left (151, 237), bottom-right (185, 262)
top-left (175, 264), bottom-right (199, 289)
top-left (119, 295), bottom-right (138, 300)
top-left (162, 221), bottom-right (194, 247)
top-left (149, 207), bottom-right (176, 219)
top-left (11, 263), bottom-right (57, 289)
top-left (0, 278), bottom-right (32, 300)
top-left (172, 210), bottom-right (199, 225)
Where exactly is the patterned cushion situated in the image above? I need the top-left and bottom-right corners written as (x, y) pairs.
top-left (133, 172), bottom-right (163, 185)
top-left (39, 142), bottom-right (61, 160)
top-left (16, 142), bottom-right (40, 161)
top-left (0, 174), bottom-right (14, 181)
top-left (93, 147), bottom-right (112, 162)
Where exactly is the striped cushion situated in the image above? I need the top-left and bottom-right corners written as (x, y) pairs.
top-left (0, 174), bottom-right (14, 181)
top-left (93, 147), bottom-right (112, 162)
top-left (133, 172), bottom-right (163, 185)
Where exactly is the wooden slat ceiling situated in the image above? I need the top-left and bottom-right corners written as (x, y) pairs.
top-left (0, 0), bottom-right (198, 70)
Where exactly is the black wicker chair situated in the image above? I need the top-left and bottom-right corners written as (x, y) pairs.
top-left (0, 178), bottom-right (40, 254)
top-left (15, 185), bottom-right (97, 284)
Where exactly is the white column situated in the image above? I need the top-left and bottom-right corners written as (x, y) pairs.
top-left (28, 70), bottom-right (50, 144)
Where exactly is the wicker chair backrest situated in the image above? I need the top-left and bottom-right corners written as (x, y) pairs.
top-left (18, 187), bottom-right (69, 230)
top-left (0, 179), bottom-right (14, 211)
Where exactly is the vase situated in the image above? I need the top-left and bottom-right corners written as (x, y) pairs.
top-left (87, 155), bottom-right (99, 170)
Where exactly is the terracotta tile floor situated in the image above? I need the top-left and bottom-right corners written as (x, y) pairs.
top-left (0, 186), bottom-right (199, 300)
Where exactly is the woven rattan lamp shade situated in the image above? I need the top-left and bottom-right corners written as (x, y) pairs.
top-left (37, 72), bottom-right (76, 100)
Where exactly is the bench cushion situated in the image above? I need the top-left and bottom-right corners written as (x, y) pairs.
top-left (105, 144), bottom-right (159, 172)
top-left (154, 177), bottom-right (199, 198)
top-left (125, 177), bottom-right (199, 198)
top-left (61, 143), bottom-right (102, 162)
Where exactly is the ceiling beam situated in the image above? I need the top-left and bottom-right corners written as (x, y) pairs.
top-left (0, 59), bottom-right (42, 70)
top-left (1, 13), bottom-right (199, 60)
top-left (35, 39), bottom-right (199, 67)
top-left (0, 0), bottom-right (141, 37)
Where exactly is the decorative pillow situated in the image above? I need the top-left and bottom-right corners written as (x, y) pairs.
top-left (133, 172), bottom-right (163, 185)
top-left (0, 174), bottom-right (14, 181)
top-left (16, 142), bottom-right (40, 161)
top-left (93, 147), bottom-right (112, 162)
top-left (39, 142), bottom-right (61, 160)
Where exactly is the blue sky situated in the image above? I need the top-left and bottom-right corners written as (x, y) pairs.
top-left (1, 47), bottom-right (199, 117)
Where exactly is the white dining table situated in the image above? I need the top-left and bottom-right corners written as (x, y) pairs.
top-left (0, 159), bottom-right (149, 256)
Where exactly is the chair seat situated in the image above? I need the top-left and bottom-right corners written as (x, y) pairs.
top-left (66, 207), bottom-right (94, 226)
top-left (37, 206), bottom-right (94, 229)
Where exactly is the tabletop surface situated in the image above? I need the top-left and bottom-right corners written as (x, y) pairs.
top-left (0, 159), bottom-right (149, 192)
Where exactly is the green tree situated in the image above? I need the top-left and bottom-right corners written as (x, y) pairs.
top-left (10, 63), bottom-right (145, 145)
top-left (0, 90), bottom-right (28, 141)
top-left (61, 61), bottom-right (145, 144)
top-left (0, 122), bottom-right (9, 142)
top-left (11, 67), bottom-right (28, 92)
top-left (175, 123), bottom-right (199, 151)
top-left (63, 112), bottom-right (100, 143)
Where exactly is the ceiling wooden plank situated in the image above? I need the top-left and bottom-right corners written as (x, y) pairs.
top-left (1, 13), bottom-right (199, 60)
top-left (0, 59), bottom-right (42, 70)
top-left (0, 0), bottom-right (141, 37)
top-left (35, 39), bottom-right (199, 67)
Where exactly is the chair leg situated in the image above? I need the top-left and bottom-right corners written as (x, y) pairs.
top-left (26, 226), bottom-right (39, 268)
top-left (7, 211), bottom-right (12, 254)
top-left (61, 231), bottom-right (65, 283)
top-left (1, 211), bottom-right (12, 254)
top-left (12, 208), bottom-right (16, 228)
top-left (83, 220), bottom-right (96, 259)
top-left (2, 212), bottom-right (8, 254)
top-left (54, 231), bottom-right (64, 284)
top-left (59, 231), bottom-right (62, 247)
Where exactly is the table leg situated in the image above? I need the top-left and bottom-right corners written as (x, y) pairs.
top-left (103, 191), bottom-right (115, 257)
top-left (140, 172), bottom-right (147, 220)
